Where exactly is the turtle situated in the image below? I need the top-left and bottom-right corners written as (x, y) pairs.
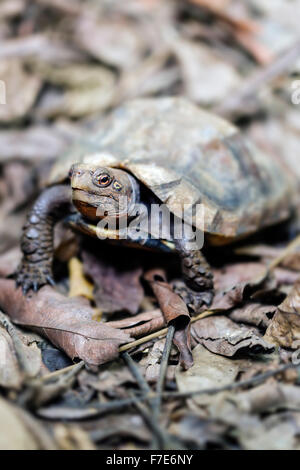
top-left (15, 97), bottom-right (296, 312)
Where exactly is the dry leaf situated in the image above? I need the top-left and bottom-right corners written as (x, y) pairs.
top-left (187, 0), bottom-right (259, 33)
top-left (232, 382), bottom-right (300, 414)
top-left (0, 124), bottom-right (79, 162)
top-left (68, 257), bottom-right (94, 300)
top-left (74, 16), bottom-right (145, 69)
top-left (211, 395), bottom-right (300, 450)
top-left (173, 40), bottom-right (240, 105)
top-left (87, 360), bottom-right (133, 394)
top-left (35, 63), bottom-right (116, 118)
top-left (234, 244), bottom-right (300, 273)
top-left (139, 339), bottom-right (176, 384)
top-left (0, 396), bottom-right (56, 450)
top-left (54, 424), bottom-right (96, 450)
top-left (106, 309), bottom-right (165, 337)
top-left (82, 250), bottom-right (144, 315)
top-left (0, 0), bottom-right (25, 19)
top-left (0, 326), bottom-right (23, 389)
top-left (237, 413), bottom-right (300, 450)
top-left (0, 279), bottom-right (132, 367)
top-left (145, 269), bottom-right (193, 369)
top-left (211, 262), bottom-right (267, 310)
top-left (0, 311), bottom-right (41, 388)
top-left (264, 278), bottom-right (300, 348)
top-left (273, 267), bottom-right (300, 286)
top-left (116, 52), bottom-right (178, 102)
top-left (0, 60), bottom-right (42, 123)
top-left (192, 315), bottom-right (274, 356)
top-left (168, 414), bottom-right (226, 449)
top-left (0, 34), bottom-right (84, 64)
top-left (0, 246), bottom-right (21, 277)
top-left (175, 344), bottom-right (241, 405)
top-left (229, 303), bottom-right (276, 329)
top-left (86, 414), bottom-right (151, 445)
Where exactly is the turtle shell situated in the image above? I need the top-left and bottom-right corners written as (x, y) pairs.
top-left (49, 97), bottom-right (295, 243)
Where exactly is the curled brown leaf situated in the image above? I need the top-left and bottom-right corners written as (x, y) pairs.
top-left (0, 280), bottom-right (132, 367)
top-left (192, 315), bottom-right (274, 357)
top-left (264, 278), bottom-right (300, 348)
top-left (229, 303), bottom-right (276, 330)
top-left (211, 262), bottom-right (268, 310)
top-left (144, 269), bottom-right (193, 369)
top-left (106, 309), bottom-right (165, 337)
top-left (82, 250), bottom-right (144, 315)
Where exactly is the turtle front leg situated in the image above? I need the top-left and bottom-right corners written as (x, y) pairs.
top-left (174, 240), bottom-right (214, 313)
top-left (15, 185), bottom-right (71, 294)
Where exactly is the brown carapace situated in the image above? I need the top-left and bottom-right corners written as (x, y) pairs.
top-left (15, 97), bottom-right (297, 312)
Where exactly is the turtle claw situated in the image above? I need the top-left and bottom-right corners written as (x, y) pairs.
top-left (15, 260), bottom-right (54, 295)
top-left (46, 275), bottom-right (55, 286)
top-left (33, 281), bottom-right (39, 292)
top-left (22, 283), bottom-right (30, 296)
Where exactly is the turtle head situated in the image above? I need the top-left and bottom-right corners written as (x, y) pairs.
top-left (70, 164), bottom-right (139, 222)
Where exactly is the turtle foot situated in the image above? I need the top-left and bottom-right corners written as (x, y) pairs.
top-left (15, 260), bottom-right (55, 295)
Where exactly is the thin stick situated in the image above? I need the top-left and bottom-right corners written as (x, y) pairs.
top-left (130, 392), bottom-right (179, 450)
top-left (161, 362), bottom-right (300, 399)
top-left (37, 232), bottom-right (300, 378)
top-left (121, 351), bottom-right (151, 396)
top-left (122, 352), bottom-right (174, 449)
top-left (86, 395), bottom-right (143, 415)
top-left (33, 310), bottom-right (214, 382)
top-left (119, 308), bottom-right (217, 353)
top-left (40, 361), bottom-right (84, 382)
top-left (119, 234), bottom-right (300, 354)
top-left (153, 324), bottom-right (175, 419)
top-left (87, 362), bottom-right (299, 416)
top-left (267, 234), bottom-right (300, 272)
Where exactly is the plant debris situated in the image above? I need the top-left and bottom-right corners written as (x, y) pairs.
top-left (0, 279), bottom-right (132, 367)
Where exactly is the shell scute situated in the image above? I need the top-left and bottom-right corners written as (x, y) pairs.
top-left (50, 97), bottom-right (294, 240)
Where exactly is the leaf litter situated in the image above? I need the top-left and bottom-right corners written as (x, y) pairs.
top-left (1, 0), bottom-right (300, 450)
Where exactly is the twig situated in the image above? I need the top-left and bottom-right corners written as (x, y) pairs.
top-left (119, 308), bottom-right (217, 353)
top-left (122, 350), bottom-right (176, 448)
top-left (35, 230), bottom-right (300, 386)
top-left (28, 309), bottom-right (213, 383)
top-left (122, 351), bottom-right (174, 448)
top-left (187, 0), bottom-right (259, 33)
top-left (86, 396), bottom-right (144, 415)
top-left (31, 233), bottom-right (300, 380)
top-left (87, 362), bottom-right (299, 419)
top-left (121, 351), bottom-right (151, 396)
top-left (161, 362), bottom-right (300, 399)
top-left (129, 392), bottom-right (180, 450)
top-left (40, 361), bottom-right (84, 382)
top-left (130, 393), bottom-right (165, 449)
top-left (267, 234), bottom-right (300, 272)
top-left (153, 325), bottom-right (175, 419)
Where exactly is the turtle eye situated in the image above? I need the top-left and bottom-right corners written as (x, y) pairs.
top-left (113, 180), bottom-right (123, 191)
top-left (95, 173), bottom-right (112, 187)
